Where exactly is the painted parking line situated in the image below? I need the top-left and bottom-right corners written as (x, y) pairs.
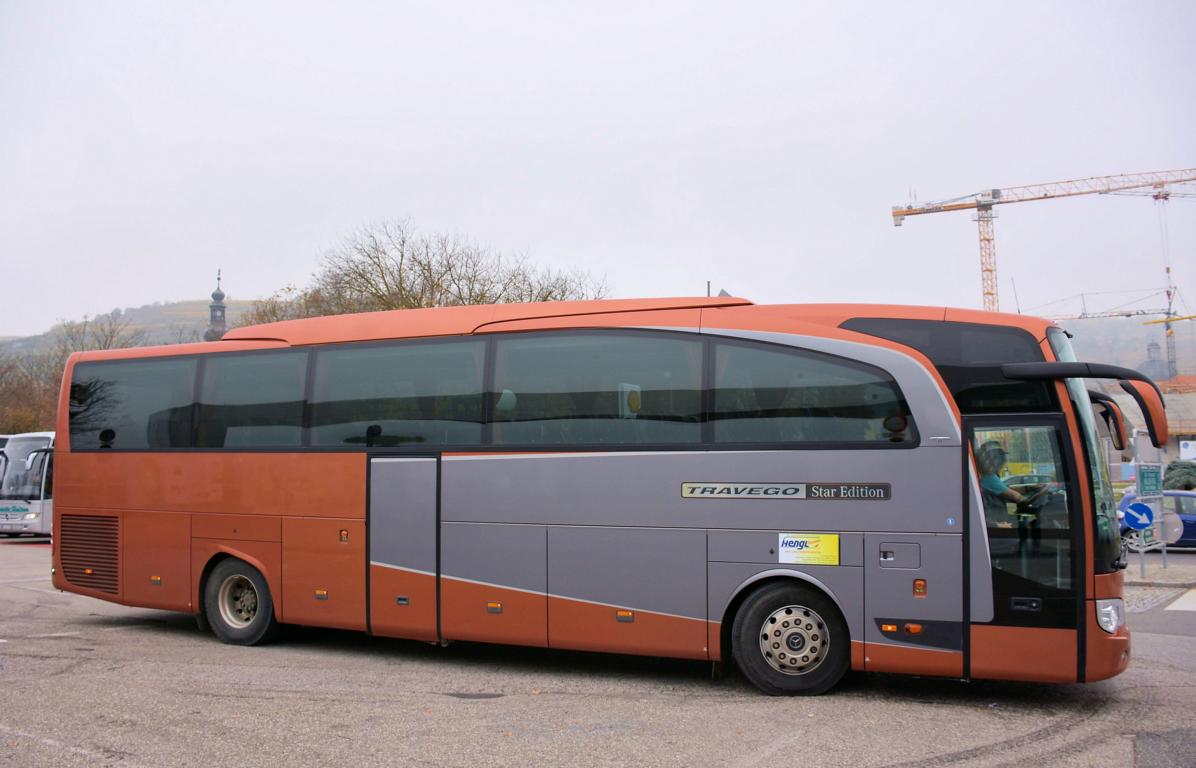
top-left (1164, 589), bottom-right (1196, 611)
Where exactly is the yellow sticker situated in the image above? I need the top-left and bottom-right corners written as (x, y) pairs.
top-left (777, 533), bottom-right (840, 566)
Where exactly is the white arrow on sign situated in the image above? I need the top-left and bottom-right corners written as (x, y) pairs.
top-left (1127, 508), bottom-right (1151, 526)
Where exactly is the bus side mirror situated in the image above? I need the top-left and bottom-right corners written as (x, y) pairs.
top-left (1119, 379), bottom-right (1168, 449)
top-left (1087, 391), bottom-right (1126, 452)
top-left (24, 447), bottom-right (52, 471)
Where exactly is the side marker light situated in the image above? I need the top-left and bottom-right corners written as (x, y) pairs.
top-left (904, 623), bottom-right (923, 635)
top-left (314, 589), bottom-right (328, 600)
top-left (881, 623), bottom-right (897, 633)
top-left (486, 601), bottom-right (503, 614)
top-left (616, 610), bottom-right (635, 623)
top-left (913, 579), bottom-right (927, 597)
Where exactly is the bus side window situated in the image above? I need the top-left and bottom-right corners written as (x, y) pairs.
top-left (490, 331), bottom-right (702, 447)
top-left (711, 340), bottom-right (915, 446)
top-left (196, 351), bottom-right (308, 448)
top-left (310, 338), bottom-right (485, 448)
top-left (69, 358), bottom-right (197, 450)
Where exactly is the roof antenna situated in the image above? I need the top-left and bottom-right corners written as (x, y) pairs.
top-left (706, 281), bottom-right (711, 298)
top-left (1011, 277), bottom-right (1022, 314)
top-left (718, 289), bottom-right (732, 297)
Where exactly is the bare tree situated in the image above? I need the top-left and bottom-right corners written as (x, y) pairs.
top-left (0, 312), bottom-right (148, 433)
top-left (241, 220), bottom-right (606, 326)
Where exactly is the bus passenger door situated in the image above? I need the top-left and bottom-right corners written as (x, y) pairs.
top-left (368, 456), bottom-right (439, 642)
top-left (967, 417), bottom-right (1082, 682)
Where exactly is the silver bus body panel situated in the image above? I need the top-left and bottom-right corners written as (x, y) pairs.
top-left (363, 326), bottom-right (977, 661)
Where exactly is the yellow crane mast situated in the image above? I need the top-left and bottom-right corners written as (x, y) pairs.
top-left (892, 168), bottom-right (1196, 311)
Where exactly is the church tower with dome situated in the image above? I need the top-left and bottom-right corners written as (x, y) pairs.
top-left (203, 270), bottom-right (227, 341)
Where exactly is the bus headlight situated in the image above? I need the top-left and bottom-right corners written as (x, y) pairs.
top-left (1096, 599), bottom-right (1125, 634)
top-left (22, 512), bottom-right (37, 520)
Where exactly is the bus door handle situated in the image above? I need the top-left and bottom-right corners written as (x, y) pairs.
top-left (1010, 597), bottom-right (1042, 612)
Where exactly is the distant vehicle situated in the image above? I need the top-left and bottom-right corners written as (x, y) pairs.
top-left (1118, 489), bottom-right (1196, 551)
top-left (0, 431), bottom-right (54, 537)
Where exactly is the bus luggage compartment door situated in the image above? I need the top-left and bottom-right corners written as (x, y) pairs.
top-left (368, 457), bottom-right (439, 642)
top-left (547, 526), bottom-right (709, 660)
top-left (864, 533), bottom-right (963, 677)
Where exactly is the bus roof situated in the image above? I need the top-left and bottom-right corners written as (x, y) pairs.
top-left (67, 297), bottom-right (1059, 361)
top-left (221, 296), bottom-right (753, 346)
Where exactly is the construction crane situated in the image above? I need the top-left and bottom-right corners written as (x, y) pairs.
top-left (892, 168), bottom-right (1196, 311)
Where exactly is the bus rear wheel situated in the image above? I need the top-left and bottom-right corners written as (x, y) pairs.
top-left (204, 558), bottom-right (279, 646)
top-left (731, 582), bottom-right (849, 696)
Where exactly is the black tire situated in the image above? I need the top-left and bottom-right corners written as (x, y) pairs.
top-left (203, 558), bottom-right (279, 645)
top-left (731, 581), bottom-right (850, 696)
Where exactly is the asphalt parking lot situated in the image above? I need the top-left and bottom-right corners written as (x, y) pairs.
top-left (2, 538), bottom-right (1195, 768)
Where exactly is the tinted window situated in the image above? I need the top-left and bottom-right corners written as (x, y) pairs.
top-left (0, 436), bottom-right (51, 500)
top-left (713, 340), bottom-right (914, 444)
top-left (491, 332), bottom-right (702, 445)
top-left (196, 351), bottom-right (308, 448)
top-left (841, 318), bottom-right (1054, 414)
top-left (70, 358), bottom-right (197, 449)
top-left (310, 339), bottom-right (485, 447)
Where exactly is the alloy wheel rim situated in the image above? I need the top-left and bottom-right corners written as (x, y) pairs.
top-left (758, 604), bottom-right (828, 675)
top-left (218, 574), bottom-right (259, 629)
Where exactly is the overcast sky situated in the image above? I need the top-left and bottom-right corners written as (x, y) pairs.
top-left (2, 1), bottom-right (1193, 337)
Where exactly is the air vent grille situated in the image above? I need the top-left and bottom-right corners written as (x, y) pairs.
top-left (60, 515), bottom-right (119, 595)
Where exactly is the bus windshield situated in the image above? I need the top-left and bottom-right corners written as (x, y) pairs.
top-left (1047, 328), bottom-right (1119, 571)
top-left (0, 436), bottom-right (51, 501)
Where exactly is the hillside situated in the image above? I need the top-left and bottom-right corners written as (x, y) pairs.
top-left (0, 298), bottom-right (254, 355)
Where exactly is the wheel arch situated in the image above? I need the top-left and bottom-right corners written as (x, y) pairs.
top-left (719, 569), bottom-right (851, 664)
top-left (197, 547), bottom-right (283, 623)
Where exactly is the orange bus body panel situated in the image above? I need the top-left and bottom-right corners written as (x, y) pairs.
top-left (851, 640), bottom-right (866, 671)
top-left (547, 596), bottom-right (708, 660)
top-left (441, 578), bottom-right (548, 648)
top-left (1092, 571), bottom-right (1123, 600)
top-left (122, 510), bottom-right (191, 612)
top-left (192, 513), bottom-right (282, 543)
top-left (970, 625), bottom-right (1077, 683)
top-left (864, 642), bottom-right (963, 678)
top-left (55, 453), bottom-right (365, 519)
top-left (281, 518), bottom-right (366, 631)
top-left (369, 565), bottom-right (438, 642)
top-left (1086, 605), bottom-right (1130, 681)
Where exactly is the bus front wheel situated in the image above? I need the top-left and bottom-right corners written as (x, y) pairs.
top-left (204, 558), bottom-right (279, 646)
top-left (731, 582), bottom-right (849, 696)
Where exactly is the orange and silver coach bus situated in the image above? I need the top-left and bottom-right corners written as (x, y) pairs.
top-left (51, 297), bottom-right (1168, 695)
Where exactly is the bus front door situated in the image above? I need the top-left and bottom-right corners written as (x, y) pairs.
top-left (967, 417), bottom-right (1083, 682)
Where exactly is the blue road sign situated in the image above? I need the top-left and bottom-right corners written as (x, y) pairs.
top-left (1124, 502), bottom-right (1154, 531)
